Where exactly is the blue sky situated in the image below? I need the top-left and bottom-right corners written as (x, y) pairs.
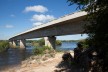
top-left (0, 0), bottom-right (88, 40)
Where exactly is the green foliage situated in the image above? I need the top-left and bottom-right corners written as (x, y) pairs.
top-left (32, 46), bottom-right (53, 55)
top-left (56, 40), bottom-right (62, 45)
top-left (67, 0), bottom-right (92, 9)
top-left (32, 46), bottom-right (45, 55)
top-left (78, 39), bottom-right (89, 49)
top-left (68, 0), bottom-right (108, 71)
top-left (0, 41), bottom-right (9, 53)
top-left (36, 38), bottom-right (45, 46)
top-left (62, 40), bottom-right (79, 42)
top-left (29, 39), bottom-right (45, 47)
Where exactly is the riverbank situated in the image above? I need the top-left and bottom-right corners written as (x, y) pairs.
top-left (0, 51), bottom-right (75, 72)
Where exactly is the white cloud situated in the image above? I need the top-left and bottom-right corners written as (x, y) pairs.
top-left (5, 25), bottom-right (14, 28)
top-left (31, 14), bottom-right (55, 22)
top-left (10, 14), bottom-right (15, 17)
top-left (33, 22), bottom-right (43, 26)
top-left (24, 5), bottom-right (48, 13)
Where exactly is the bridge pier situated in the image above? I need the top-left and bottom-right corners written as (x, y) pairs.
top-left (44, 36), bottom-right (56, 49)
top-left (9, 41), bottom-right (13, 48)
top-left (12, 40), bottom-right (17, 48)
top-left (19, 39), bottom-right (26, 48)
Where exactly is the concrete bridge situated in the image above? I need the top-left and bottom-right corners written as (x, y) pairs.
top-left (9, 11), bottom-right (88, 49)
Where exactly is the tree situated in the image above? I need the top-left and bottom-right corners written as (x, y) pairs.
top-left (67, 0), bottom-right (108, 71)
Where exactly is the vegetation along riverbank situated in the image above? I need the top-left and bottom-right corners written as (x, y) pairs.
top-left (0, 40), bottom-right (9, 53)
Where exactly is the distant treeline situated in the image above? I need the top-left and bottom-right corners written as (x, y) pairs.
top-left (61, 39), bottom-right (85, 42)
top-left (26, 38), bottom-right (62, 46)
top-left (61, 40), bottom-right (79, 42)
top-left (26, 39), bottom-right (87, 47)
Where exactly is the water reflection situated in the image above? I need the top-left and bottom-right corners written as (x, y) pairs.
top-left (0, 47), bottom-right (33, 70)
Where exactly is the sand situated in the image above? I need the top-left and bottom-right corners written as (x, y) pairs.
top-left (0, 51), bottom-right (75, 72)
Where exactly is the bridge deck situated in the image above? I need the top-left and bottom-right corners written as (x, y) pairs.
top-left (9, 11), bottom-right (87, 40)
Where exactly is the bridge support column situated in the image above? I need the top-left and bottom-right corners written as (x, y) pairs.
top-left (44, 36), bottom-right (56, 49)
top-left (9, 41), bottom-right (13, 48)
top-left (20, 39), bottom-right (26, 48)
top-left (12, 40), bottom-right (17, 48)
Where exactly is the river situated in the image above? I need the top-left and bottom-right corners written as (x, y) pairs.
top-left (0, 41), bottom-right (77, 71)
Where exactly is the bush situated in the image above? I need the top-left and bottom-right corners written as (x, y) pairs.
top-left (78, 40), bottom-right (89, 49)
top-left (56, 40), bottom-right (62, 45)
top-left (32, 47), bottom-right (44, 55)
top-left (0, 41), bottom-right (9, 53)
top-left (32, 46), bottom-right (53, 55)
top-left (37, 38), bottom-right (45, 46)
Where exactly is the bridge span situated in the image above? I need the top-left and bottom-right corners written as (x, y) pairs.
top-left (9, 11), bottom-right (88, 49)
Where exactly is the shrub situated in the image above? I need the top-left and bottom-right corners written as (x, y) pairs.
top-left (56, 40), bottom-right (62, 45)
top-left (0, 41), bottom-right (9, 53)
top-left (32, 46), bottom-right (53, 55)
top-left (78, 40), bottom-right (89, 49)
top-left (37, 38), bottom-right (45, 46)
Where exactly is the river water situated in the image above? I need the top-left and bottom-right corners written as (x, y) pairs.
top-left (0, 42), bottom-right (77, 71)
top-left (57, 41), bottom-right (77, 51)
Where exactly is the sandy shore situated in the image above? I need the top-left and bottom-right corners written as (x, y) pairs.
top-left (18, 53), bottom-right (63, 72)
top-left (0, 51), bottom-right (75, 72)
